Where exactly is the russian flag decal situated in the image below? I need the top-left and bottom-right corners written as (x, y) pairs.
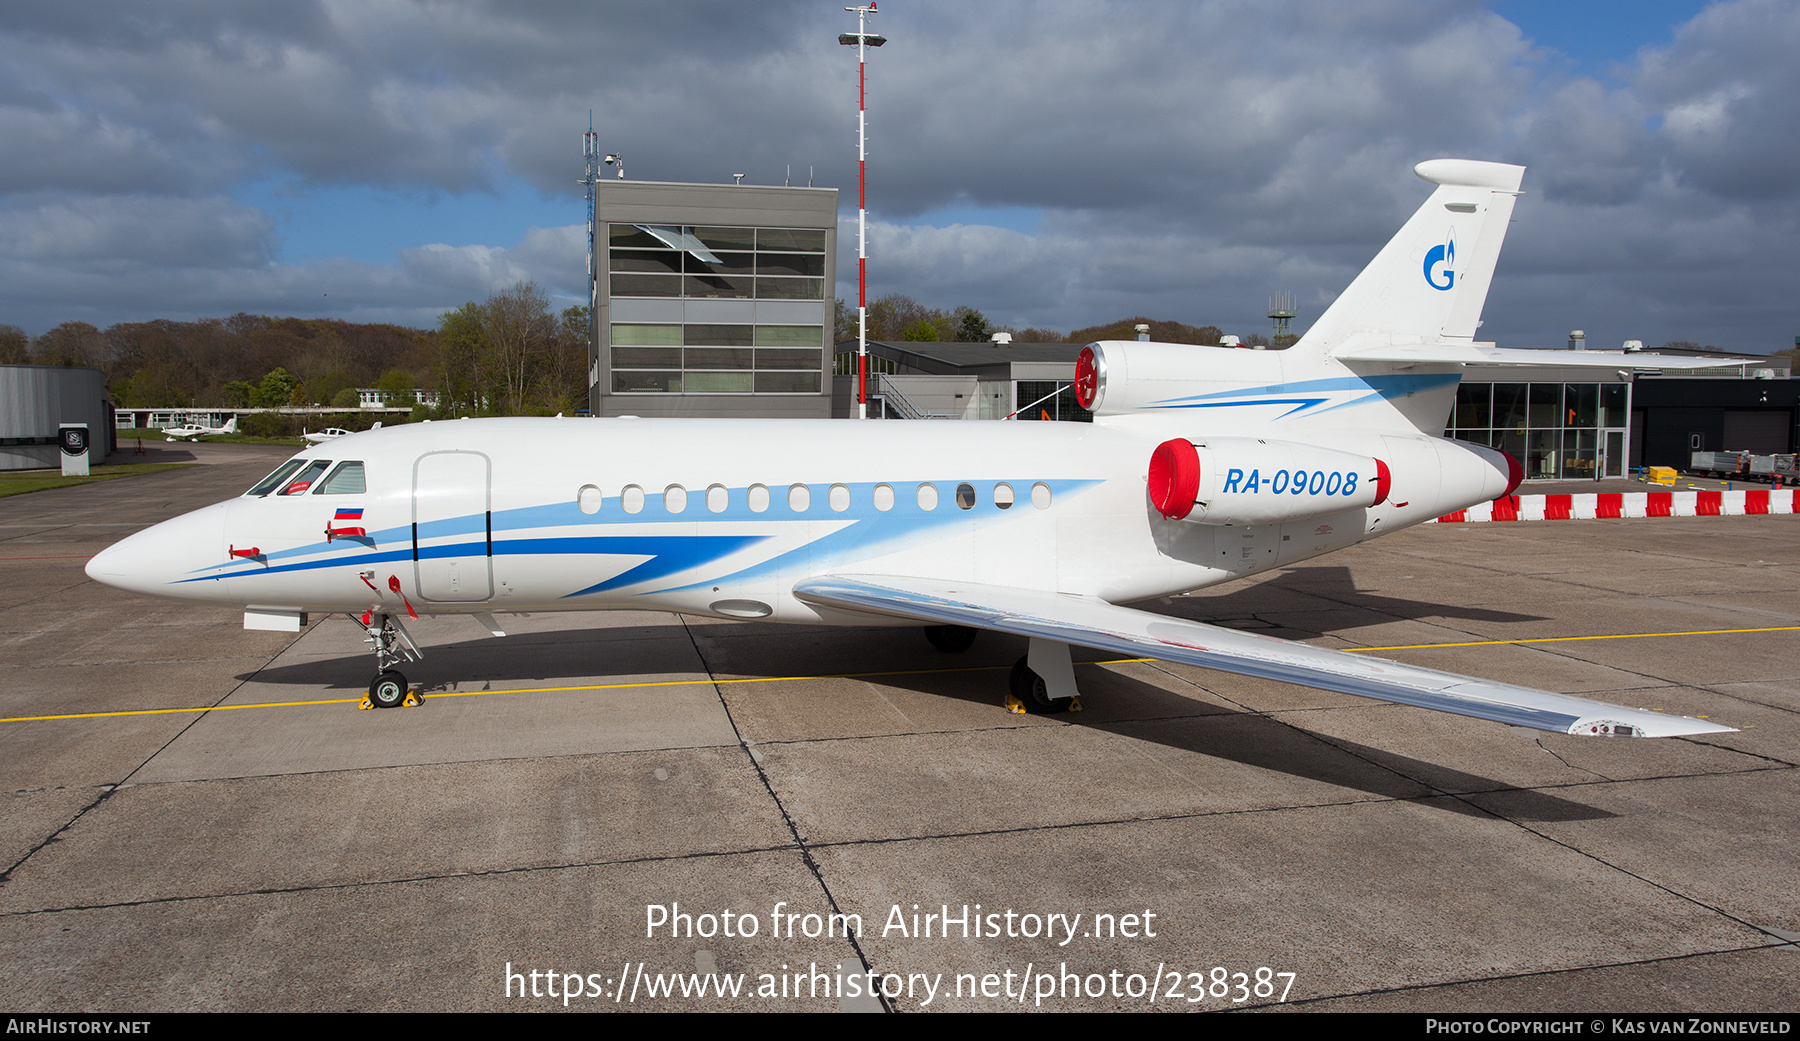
top-left (327, 507), bottom-right (367, 540)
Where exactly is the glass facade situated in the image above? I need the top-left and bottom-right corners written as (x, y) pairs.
top-left (834, 352), bottom-right (896, 376)
top-left (607, 223), bottom-right (826, 395)
top-left (1014, 381), bottom-right (1094, 422)
top-left (608, 224), bottom-right (826, 301)
top-left (1446, 381), bottom-right (1630, 479)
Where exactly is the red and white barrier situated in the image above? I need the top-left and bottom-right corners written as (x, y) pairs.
top-left (1432, 489), bottom-right (1797, 524)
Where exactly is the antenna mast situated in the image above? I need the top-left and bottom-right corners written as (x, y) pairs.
top-left (580, 112), bottom-right (602, 372)
top-left (840, 3), bottom-right (885, 419)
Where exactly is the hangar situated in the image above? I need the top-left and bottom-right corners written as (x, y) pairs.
top-left (0, 363), bottom-right (111, 471)
top-left (832, 338), bottom-right (1792, 480)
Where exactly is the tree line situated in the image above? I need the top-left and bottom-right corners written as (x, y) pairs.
top-left (16, 282), bottom-right (1770, 419)
top-left (834, 294), bottom-right (1267, 347)
top-left (0, 281), bottom-right (590, 418)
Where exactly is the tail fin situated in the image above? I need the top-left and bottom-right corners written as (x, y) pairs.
top-left (1294, 159), bottom-right (1524, 358)
top-left (224, 417), bottom-right (239, 434)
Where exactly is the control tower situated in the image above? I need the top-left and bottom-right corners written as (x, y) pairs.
top-left (1269, 293), bottom-right (1297, 348)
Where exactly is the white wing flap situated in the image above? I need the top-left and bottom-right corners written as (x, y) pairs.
top-left (792, 575), bottom-right (1735, 739)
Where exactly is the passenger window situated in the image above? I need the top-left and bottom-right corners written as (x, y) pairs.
top-left (665, 485), bottom-right (688, 513)
top-left (622, 485), bottom-right (645, 514)
top-left (747, 484), bottom-right (770, 513)
top-left (917, 483), bottom-right (938, 511)
top-left (993, 483), bottom-right (1014, 510)
top-left (873, 483), bottom-right (895, 511)
top-left (706, 484), bottom-right (728, 513)
top-left (1031, 482), bottom-right (1052, 510)
top-left (955, 482), bottom-right (977, 510)
top-left (577, 485), bottom-right (603, 514)
top-left (314, 461), bottom-right (366, 494)
top-left (788, 484), bottom-right (811, 512)
top-left (280, 460), bottom-right (331, 496)
top-left (247, 460), bottom-right (304, 497)
top-left (829, 483), bottom-right (850, 512)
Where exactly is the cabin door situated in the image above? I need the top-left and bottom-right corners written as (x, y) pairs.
top-left (412, 451), bottom-right (493, 602)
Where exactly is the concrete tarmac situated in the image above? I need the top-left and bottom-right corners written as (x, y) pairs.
top-left (1, 444), bottom-right (1794, 1012)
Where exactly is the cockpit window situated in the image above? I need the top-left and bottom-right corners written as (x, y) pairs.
top-left (246, 460), bottom-right (305, 497)
top-left (314, 461), bottom-right (365, 494)
top-left (279, 460), bottom-right (331, 496)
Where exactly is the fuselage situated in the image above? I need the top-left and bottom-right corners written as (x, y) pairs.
top-left (85, 348), bottom-right (1516, 628)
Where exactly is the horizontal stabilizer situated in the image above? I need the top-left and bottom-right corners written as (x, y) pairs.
top-left (794, 575), bottom-right (1734, 738)
top-left (1334, 342), bottom-right (1755, 370)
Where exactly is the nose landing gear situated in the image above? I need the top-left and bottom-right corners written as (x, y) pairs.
top-left (355, 612), bottom-right (423, 709)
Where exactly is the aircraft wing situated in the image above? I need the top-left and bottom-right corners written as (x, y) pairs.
top-left (1334, 342), bottom-right (1759, 370)
top-left (792, 575), bottom-right (1735, 738)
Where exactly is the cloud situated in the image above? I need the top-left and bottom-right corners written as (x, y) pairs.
top-left (0, 0), bottom-right (1793, 355)
top-left (0, 196), bottom-right (275, 268)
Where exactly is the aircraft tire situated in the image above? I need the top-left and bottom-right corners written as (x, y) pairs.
top-left (369, 670), bottom-right (408, 710)
top-left (923, 624), bottom-right (978, 653)
top-left (1009, 657), bottom-right (1072, 714)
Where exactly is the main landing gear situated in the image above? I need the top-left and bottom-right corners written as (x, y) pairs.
top-left (1008, 637), bottom-right (1082, 714)
top-left (923, 624), bottom-right (978, 653)
top-left (355, 612), bottom-right (423, 709)
top-left (922, 626), bottom-right (1082, 715)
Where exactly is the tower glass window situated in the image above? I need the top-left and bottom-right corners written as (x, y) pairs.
top-left (607, 223), bottom-right (827, 395)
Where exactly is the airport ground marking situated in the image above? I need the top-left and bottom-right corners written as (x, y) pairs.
top-left (5, 625), bottom-right (1793, 724)
top-left (1351, 624), bottom-right (1800, 653)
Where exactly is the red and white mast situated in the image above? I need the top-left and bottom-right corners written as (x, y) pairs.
top-left (840, 4), bottom-right (884, 419)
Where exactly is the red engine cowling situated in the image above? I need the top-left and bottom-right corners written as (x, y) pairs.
top-left (1149, 437), bottom-right (1390, 525)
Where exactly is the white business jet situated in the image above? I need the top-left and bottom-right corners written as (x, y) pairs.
top-left (87, 160), bottom-right (1735, 736)
top-left (161, 416), bottom-right (239, 442)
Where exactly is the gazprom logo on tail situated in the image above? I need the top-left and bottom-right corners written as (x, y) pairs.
top-left (1423, 228), bottom-right (1455, 291)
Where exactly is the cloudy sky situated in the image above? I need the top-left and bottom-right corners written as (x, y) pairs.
top-left (1, 0), bottom-right (1794, 354)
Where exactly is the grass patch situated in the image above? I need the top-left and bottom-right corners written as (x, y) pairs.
top-left (0, 463), bottom-right (198, 498)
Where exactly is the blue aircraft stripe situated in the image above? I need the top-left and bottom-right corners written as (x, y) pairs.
top-left (189, 478), bottom-right (1097, 591)
top-left (534, 535), bottom-right (769, 595)
top-left (1147, 373), bottom-right (1460, 416)
top-left (181, 534), bottom-right (769, 592)
top-left (177, 547), bottom-right (415, 583)
top-left (658, 478), bottom-right (1104, 594)
top-left (1143, 397), bottom-right (1329, 419)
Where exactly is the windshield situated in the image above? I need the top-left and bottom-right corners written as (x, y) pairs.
top-left (245, 460), bottom-right (305, 497)
top-left (314, 461), bottom-right (365, 494)
top-left (279, 460), bottom-right (332, 496)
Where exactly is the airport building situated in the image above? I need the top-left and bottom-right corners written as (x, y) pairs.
top-left (1453, 354), bottom-right (1796, 478)
top-left (831, 339), bottom-right (1796, 477)
top-left (590, 180), bottom-right (838, 418)
top-left (830, 339), bottom-right (1088, 421)
top-left (0, 364), bottom-right (111, 471)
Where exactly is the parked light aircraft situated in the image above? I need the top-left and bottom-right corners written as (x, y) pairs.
top-left (160, 417), bottom-right (239, 442)
top-left (88, 160), bottom-right (1736, 737)
top-left (304, 423), bottom-right (380, 445)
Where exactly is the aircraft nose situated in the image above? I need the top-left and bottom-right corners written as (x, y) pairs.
top-left (85, 504), bottom-right (229, 600)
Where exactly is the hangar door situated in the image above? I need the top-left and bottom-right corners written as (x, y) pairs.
top-left (413, 451), bottom-right (493, 602)
top-left (1723, 409), bottom-right (1792, 454)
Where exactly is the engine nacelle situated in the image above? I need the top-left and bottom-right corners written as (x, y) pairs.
top-left (1076, 340), bottom-right (1290, 416)
top-left (1148, 437), bottom-right (1391, 526)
